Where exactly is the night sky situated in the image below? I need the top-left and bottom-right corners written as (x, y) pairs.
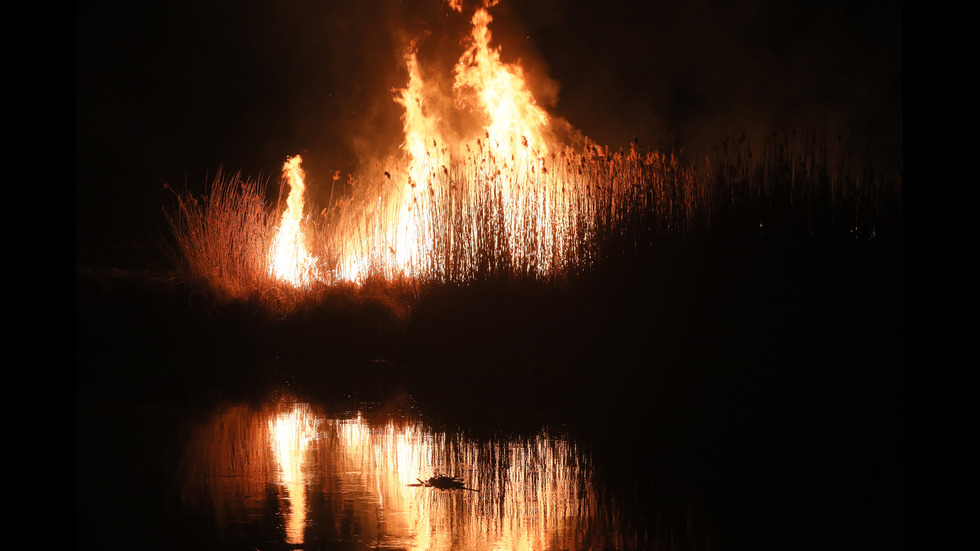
top-left (76, 0), bottom-right (902, 264)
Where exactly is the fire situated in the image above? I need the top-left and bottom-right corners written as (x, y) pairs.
top-left (165, 1), bottom-right (716, 299)
top-left (327, 1), bottom-right (584, 284)
top-left (388, 49), bottom-right (444, 277)
top-left (167, 1), bottom-right (879, 301)
top-left (269, 155), bottom-right (320, 287)
top-left (454, 6), bottom-right (551, 160)
top-left (266, 1), bottom-right (612, 288)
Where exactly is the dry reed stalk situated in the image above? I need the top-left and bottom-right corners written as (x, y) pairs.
top-left (164, 171), bottom-right (275, 301)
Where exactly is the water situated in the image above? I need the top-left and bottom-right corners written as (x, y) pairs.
top-left (78, 386), bottom-right (658, 550)
top-left (76, 246), bottom-right (902, 550)
top-left (173, 395), bottom-right (619, 550)
top-left (77, 372), bottom-right (893, 550)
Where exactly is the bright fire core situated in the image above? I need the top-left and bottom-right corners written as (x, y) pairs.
top-left (269, 156), bottom-right (320, 287)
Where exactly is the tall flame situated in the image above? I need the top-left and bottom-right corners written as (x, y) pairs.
top-left (331, 2), bottom-right (570, 282)
top-left (454, 7), bottom-right (550, 160)
top-left (391, 49), bottom-right (445, 275)
top-left (290, 1), bottom-right (606, 286)
top-left (269, 155), bottom-right (320, 286)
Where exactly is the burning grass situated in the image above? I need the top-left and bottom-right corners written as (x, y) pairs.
top-left (164, 130), bottom-right (900, 316)
top-left (163, 169), bottom-right (326, 314)
top-left (313, 141), bottom-right (710, 283)
top-left (162, 1), bottom-right (899, 314)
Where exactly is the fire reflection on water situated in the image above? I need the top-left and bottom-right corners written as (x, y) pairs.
top-left (269, 403), bottom-right (320, 544)
top-left (178, 397), bottom-right (620, 549)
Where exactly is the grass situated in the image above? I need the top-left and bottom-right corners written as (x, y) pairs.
top-left (163, 170), bottom-right (276, 301)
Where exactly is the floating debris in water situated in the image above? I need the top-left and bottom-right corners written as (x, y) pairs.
top-left (408, 474), bottom-right (479, 492)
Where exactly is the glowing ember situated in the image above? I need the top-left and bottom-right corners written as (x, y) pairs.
top-left (269, 155), bottom-right (320, 287)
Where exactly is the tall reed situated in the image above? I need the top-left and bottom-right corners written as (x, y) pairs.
top-left (164, 171), bottom-right (276, 301)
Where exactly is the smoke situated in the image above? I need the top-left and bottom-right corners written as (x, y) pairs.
top-left (509, 0), bottom-right (902, 162)
top-left (266, 1), bottom-right (477, 206)
top-left (288, 0), bottom-right (901, 186)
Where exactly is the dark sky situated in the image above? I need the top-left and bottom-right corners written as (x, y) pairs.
top-left (76, 0), bottom-right (902, 261)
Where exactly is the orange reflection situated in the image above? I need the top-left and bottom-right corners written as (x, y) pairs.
top-left (179, 397), bottom-right (623, 549)
top-left (269, 402), bottom-right (320, 545)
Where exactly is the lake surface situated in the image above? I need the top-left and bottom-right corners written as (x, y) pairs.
top-left (174, 394), bottom-right (622, 550)
top-left (76, 245), bottom-right (902, 550)
top-left (80, 385), bottom-right (668, 550)
top-left (77, 373), bottom-right (898, 550)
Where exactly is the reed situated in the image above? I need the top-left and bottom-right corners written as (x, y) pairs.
top-left (164, 171), bottom-right (275, 301)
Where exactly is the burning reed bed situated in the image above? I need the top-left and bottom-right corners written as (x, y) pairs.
top-left (164, 132), bottom-right (901, 315)
top-left (316, 141), bottom-right (707, 285)
top-left (163, 170), bottom-right (328, 314)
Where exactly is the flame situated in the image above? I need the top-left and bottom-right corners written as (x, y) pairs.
top-left (269, 155), bottom-right (320, 286)
top-left (454, 7), bottom-right (550, 160)
top-left (329, 2), bottom-right (581, 283)
top-left (389, 49), bottom-right (444, 276)
top-left (165, 3), bottom-right (717, 302)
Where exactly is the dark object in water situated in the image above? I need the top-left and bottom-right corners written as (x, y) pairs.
top-left (408, 474), bottom-right (479, 492)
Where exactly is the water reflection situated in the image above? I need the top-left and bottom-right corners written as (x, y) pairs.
top-left (178, 395), bottom-right (622, 549)
top-left (269, 403), bottom-right (320, 544)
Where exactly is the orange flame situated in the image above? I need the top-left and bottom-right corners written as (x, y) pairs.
top-left (269, 155), bottom-right (320, 287)
top-left (329, 2), bottom-right (581, 283)
top-left (389, 49), bottom-right (444, 276)
top-left (454, 7), bottom-right (550, 160)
